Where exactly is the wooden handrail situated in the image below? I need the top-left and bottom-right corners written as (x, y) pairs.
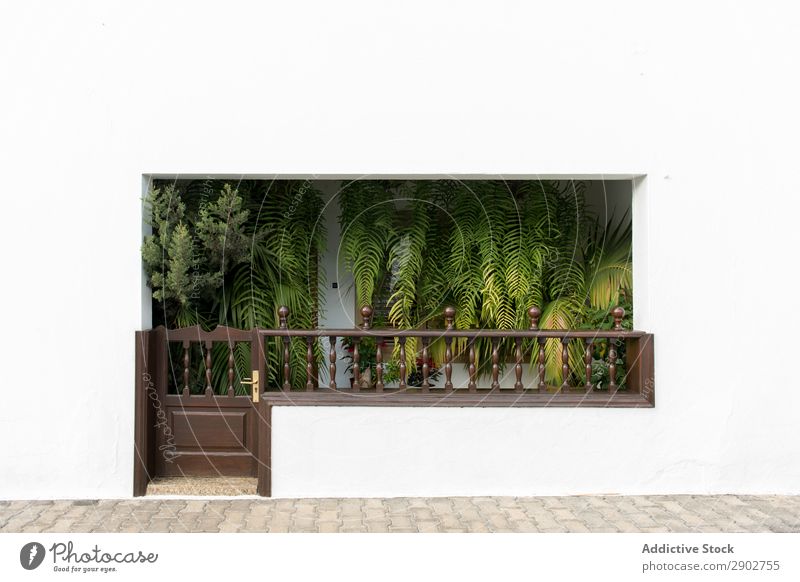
top-left (256, 328), bottom-right (646, 339)
top-left (159, 324), bottom-right (251, 342)
top-left (150, 304), bottom-right (654, 406)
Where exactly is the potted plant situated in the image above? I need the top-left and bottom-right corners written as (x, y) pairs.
top-left (341, 337), bottom-right (442, 389)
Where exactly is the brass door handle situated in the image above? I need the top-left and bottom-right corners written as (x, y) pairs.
top-left (241, 371), bottom-right (259, 403)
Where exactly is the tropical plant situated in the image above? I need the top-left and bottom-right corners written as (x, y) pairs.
top-left (337, 179), bottom-right (633, 388)
top-left (143, 179), bottom-right (326, 393)
top-left (341, 337), bottom-right (442, 389)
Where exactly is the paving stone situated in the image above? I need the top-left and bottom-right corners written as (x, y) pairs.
top-left (586, 497), bottom-right (616, 509)
top-left (224, 510), bottom-right (248, 522)
top-left (457, 508), bottom-right (483, 521)
top-left (551, 508), bottom-right (578, 521)
top-left (2, 518), bottom-right (33, 531)
top-left (569, 511), bottom-right (609, 529)
top-left (389, 516), bottom-right (414, 528)
top-left (428, 499), bottom-right (454, 514)
top-left (410, 508), bottom-right (436, 521)
top-left (363, 509), bottom-right (386, 521)
top-left (49, 518), bottom-right (83, 532)
top-left (503, 508), bottom-right (528, 521)
top-left (507, 519), bottom-right (538, 532)
top-left (0, 495), bottom-right (798, 533)
top-left (485, 514), bottom-right (513, 531)
top-left (678, 512), bottom-right (706, 527)
top-left (415, 520), bottom-right (441, 533)
top-left (439, 514), bottom-right (463, 529)
top-left (626, 511), bottom-right (660, 527)
top-left (341, 517), bottom-right (366, 529)
top-left (530, 514), bottom-right (562, 529)
top-left (541, 497), bottom-right (569, 509)
top-left (35, 511), bottom-right (65, 524)
top-left (228, 500), bottom-right (255, 511)
top-left (292, 517), bottom-right (317, 530)
top-left (517, 501), bottom-right (550, 516)
top-left (450, 498), bottom-right (476, 510)
top-left (294, 502), bottom-right (318, 516)
top-left (318, 498), bottom-right (341, 510)
top-left (629, 496), bottom-right (660, 508)
top-left (243, 517), bottom-right (269, 531)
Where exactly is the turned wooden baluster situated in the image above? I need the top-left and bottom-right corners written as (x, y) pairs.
top-left (355, 306), bottom-right (373, 393)
top-left (560, 338), bottom-right (570, 393)
top-left (584, 338), bottom-right (593, 392)
top-left (182, 341), bottom-right (190, 396)
top-left (608, 339), bottom-right (618, 393)
top-left (305, 337), bottom-right (315, 391)
top-left (278, 306), bottom-right (290, 391)
top-left (529, 307), bottom-right (545, 392)
top-left (282, 338), bottom-right (291, 390)
top-left (375, 336), bottom-right (384, 392)
top-left (609, 306), bottom-right (624, 393)
top-left (444, 306), bottom-right (455, 392)
top-left (328, 336), bottom-right (337, 390)
top-left (528, 305), bottom-right (547, 392)
top-left (491, 338), bottom-right (500, 390)
top-left (352, 338), bottom-right (361, 392)
top-left (514, 337), bottom-right (523, 392)
top-left (204, 340), bottom-right (213, 395)
top-left (468, 338), bottom-right (477, 392)
top-left (421, 337), bottom-right (430, 392)
top-left (227, 343), bottom-right (235, 396)
top-left (398, 337), bottom-right (407, 390)
top-left (537, 338), bottom-right (546, 392)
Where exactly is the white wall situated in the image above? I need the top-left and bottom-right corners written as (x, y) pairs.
top-left (315, 181), bottom-right (355, 387)
top-left (1, 1), bottom-right (799, 498)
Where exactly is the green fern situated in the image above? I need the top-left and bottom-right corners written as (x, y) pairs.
top-left (338, 179), bottom-right (632, 384)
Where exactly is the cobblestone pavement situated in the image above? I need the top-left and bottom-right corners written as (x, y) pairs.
top-left (1, 496), bottom-right (798, 533)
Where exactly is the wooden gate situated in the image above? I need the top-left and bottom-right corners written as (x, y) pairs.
top-left (134, 326), bottom-right (266, 495)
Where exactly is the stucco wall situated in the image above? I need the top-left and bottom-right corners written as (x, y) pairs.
top-left (1, 1), bottom-right (798, 498)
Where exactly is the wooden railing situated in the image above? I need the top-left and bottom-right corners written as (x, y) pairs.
top-left (256, 305), bottom-right (654, 407)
